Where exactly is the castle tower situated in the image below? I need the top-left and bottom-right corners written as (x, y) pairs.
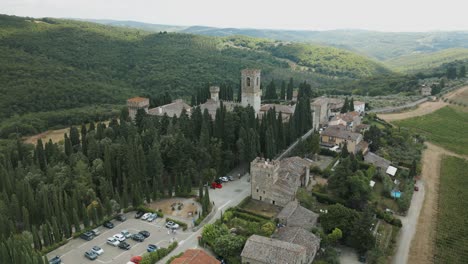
top-left (241, 69), bottom-right (262, 116)
top-left (127, 97), bottom-right (150, 121)
top-left (250, 157), bottom-right (279, 204)
top-left (210, 86), bottom-right (220, 102)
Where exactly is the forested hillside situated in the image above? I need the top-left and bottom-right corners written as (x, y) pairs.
top-left (0, 14), bottom-right (389, 130)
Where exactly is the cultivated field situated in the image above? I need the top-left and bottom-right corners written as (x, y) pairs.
top-left (394, 106), bottom-right (468, 156)
top-left (433, 156), bottom-right (468, 264)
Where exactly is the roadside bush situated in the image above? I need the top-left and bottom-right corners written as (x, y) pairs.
top-left (233, 208), bottom-right (271, 221)
top-left (320, 148), bottom-right (339, 157)
top-left (140, 242), bottom-right (178, 264)
top-left (165, 218), bottom-right (188, 231)
top-left (39, 239), bottom-right (68, 255)
top-left (213, 235), bottom-right (246, 257)
top-left (165, 252), bottom-right (183, 264)
top-left (312, 192), bottom-right (345, 205)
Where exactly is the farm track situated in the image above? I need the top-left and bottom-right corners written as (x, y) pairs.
top-left (378, 85), bottom-right (468, 122)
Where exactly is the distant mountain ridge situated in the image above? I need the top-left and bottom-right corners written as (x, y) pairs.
top-left (75, 19), bottom-right (468, 62)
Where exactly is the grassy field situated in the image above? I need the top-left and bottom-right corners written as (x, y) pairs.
top-left (434, 156), bottom-right (468, 263)
top-left (394, 106), bottom-right (468, 156)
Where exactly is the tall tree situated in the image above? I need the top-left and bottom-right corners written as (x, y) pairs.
top-left (280, 80), bottom-right (286, 100)
top-left (286, 78), bottom-right (294, 100)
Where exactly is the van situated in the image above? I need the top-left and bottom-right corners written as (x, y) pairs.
top-left (91, 228), bottom-right (100, 236)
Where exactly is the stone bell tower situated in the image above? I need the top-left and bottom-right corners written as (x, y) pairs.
top-left (241, 69), bottom-right (262, 116)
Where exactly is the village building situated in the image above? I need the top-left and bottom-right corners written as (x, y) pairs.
top-left (364, 152), bottom-right (391, 172)
top-left (326, 98), bottom-right (344, 114)
top-left (320, 125), bottom-right (368, 154)
top-left (311, 97), bottom-right (329, 130)
top-left (420, 85), bottom-right (432, 96)
top-left (241, 235), bottom-right (308, 264)
top-left (353, 101), bottom-right (366, 113)
top-left (259, 104), bottom-right (296, 122)
top-left (328, 111), bottom-right (361, 129)
top-left (127, 69), bottom-right (264, 120)
top-left (127, 97), bottom-right (150, 120)
top-left (250, 157), bottom-right (312, 207)
top-left (170, 249), bottom-right (220, 264)
top-left (147, 99), bottom-right (191, 117)
top-left (276, 200), bottom-right (318, 230)
top-left (273, 227), bottom-right (321, 264)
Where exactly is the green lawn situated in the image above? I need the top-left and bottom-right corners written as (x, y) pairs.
top-left (394, 106), bottom-right (468, 156)
top-left (434, 156), bottom-right (468, 263)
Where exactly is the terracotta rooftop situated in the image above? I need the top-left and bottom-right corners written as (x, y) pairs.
top-left (170, 249), bottom-right (220, 264)
top-left (322, 125), bottom-right (362, 141)
top-left (127, 97), bottom-right (149, 103)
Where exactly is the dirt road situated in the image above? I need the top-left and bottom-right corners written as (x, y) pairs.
top-left (396, 142), bottom-right (468, 264)
top-left (379, 86), bottom-right (468, 122)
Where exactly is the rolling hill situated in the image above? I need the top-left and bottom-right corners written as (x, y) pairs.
top-left (79, 19), bottom-right (468, 61)
top-left (384, 48), bottom-right (468, 72)
top-left (0, 14), bottom-right (389, 124)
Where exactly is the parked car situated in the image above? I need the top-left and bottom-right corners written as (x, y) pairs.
top-left (211, 182), bottom-right (222, 189)
top-left (147, 213), bottom-right (157, 222)
top-left (48, 256), bottom-right (62, 264)
top-left (141, 213), bottom-right (151, 220)
top-left (118, 241), bottom-right (131, 250)
top-left (219, 176), bottom-right (229, 182)
top-left (80, 231), bottom-right (95, 241)
top-left (216, 256), bottom-right (226, 264)
top-left (130, 256), bottom-right (143, 264)
top-left (138, 230), bottom-right (150, 238)
top-left (135, 211), bottom-right (144, 219)
top-left (115, 214), bottom-right (127, 222)
top-left (84, 251), bottom-right (98, 260)
top-left (132, 233), bottom-right (145, 242)
top-left (121, 230), bottom-right (131, 238)
top-left (147, 244), bottom-right (158, 252)
top-left (106, 237), bottom-right (120, 247)
top-left (103, 221), bottom-right (114, 229)
top-left (414, 185), bottom-right (419, 191)
top-left (91, 228), bottom-right (100, 236)
top-left (165, 221), bottom-right (180, 229)
top-left (227, 176), bottom-right (234, 181)
top-left (91, 246), bottom-right (104, 255)
top-left (113, 233), bottom-right (126, 242)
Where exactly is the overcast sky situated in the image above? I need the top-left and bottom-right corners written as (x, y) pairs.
top-left (1, 0), bottom-right (467, 32)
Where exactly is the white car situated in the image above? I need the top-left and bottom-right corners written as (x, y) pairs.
top-left (219, 177), bottom-right (228, 182)
top-left (107, 237), bottom-right (120, 246)
top-left (121, 230), bottom-right (131, 238)
top-left (113, 233), bottom-right (126, 242)
top-left (165, 221), bottom-right (180, 229)
top-left (147, 213), bottom-right (157, 222)
top-left (91, 245), bottom-right (104, 255)
top-left (141, 213), bottom-right (151, 220)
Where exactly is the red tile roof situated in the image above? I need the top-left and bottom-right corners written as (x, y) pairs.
top-left (171, 249), bottom-right (220, 264)
top-left (127, 97), bottom-right (148, 103)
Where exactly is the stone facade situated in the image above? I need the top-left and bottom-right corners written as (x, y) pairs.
top-left (241, 69), bottom-right (262, 116)
top-left (320, 125), bottom-right (364, 154)
top-left (127, 97), bottom-right (150, 120)
top-left (241, 235), bottom-right (307, 264)
top-left (420, 85), bottom-right (432, 96)
top-left (250, 157), bottom-right (311, 207)
top-left (311, 98), bottom-right (329, 131)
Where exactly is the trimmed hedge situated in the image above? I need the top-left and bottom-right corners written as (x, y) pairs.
top-left (233, 207), bottom-right (271, 221)
top-left (232, 210), bottom-right (270, 223)
top-left (312, 192), bottom-right (345, 205)
top-left (140, 242), bottom-right (178, 264)
top-left (166, 218), bottom-right (188, 231)
top-left (166, 252), bottom-right (184, 264)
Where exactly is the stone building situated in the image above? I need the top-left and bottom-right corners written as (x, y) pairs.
top-left (276, 200), bottom-right (318, 230)
top-left (320, 125), bottom-right (368, 154)
top-left (127, 97), bottom-right (150, 120)
top-left (241, 235), bottom-right (308, 264)
top-left (420, 85), bottom-right (432, 96)
top-left (127, 69), bottom-right (263, 120)
top-left (250, 157), bottom-right (312, 207)
top-left (259, 104), bottom-right (296, 122)
top-left (311, 97), bottom-right (329, 130)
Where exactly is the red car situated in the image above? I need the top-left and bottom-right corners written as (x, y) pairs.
top-left (130, 256), bottom-right (142, 264)
top-left (211, 182), bottom-right (222, 189)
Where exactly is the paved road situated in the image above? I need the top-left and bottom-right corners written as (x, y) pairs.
top-left (159, 174), bottom-right (252, 263)
top-left (392, 179), bottom-right (425, 264)
top-left (369, 98), bottom-right (428, 114)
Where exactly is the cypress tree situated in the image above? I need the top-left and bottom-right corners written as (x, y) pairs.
top-left (64, 134), bottom-right (72, 157)
top-left (82, 204), bottom-right (90, 228)
top-left (72, 208), bottom-right (81, 233)
top-left (36, 139), bottom-right (47, 171)
top-left (280, 80), bottom-right (286, 100)
top-left (287, 78), bottom-right (294, 100)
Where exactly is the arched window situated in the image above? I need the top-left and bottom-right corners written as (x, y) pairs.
top-left (246, 77), bottom-right (251, 87)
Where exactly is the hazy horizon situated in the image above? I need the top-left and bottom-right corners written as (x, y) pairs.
top-left (2, 0), bottom-right (468, 32)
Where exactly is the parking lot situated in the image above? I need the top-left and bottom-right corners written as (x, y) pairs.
top-left (47, 212), bottom-right (191, 264)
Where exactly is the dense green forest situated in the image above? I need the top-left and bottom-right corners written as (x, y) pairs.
top-left (0, 14), bottom-right (391, 131)
top-left (0, 93), bottom-right (314, 263)
top-left (85, 20), bottom-right (468, 60)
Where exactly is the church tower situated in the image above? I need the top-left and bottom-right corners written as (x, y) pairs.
top-left (241, 69), bottom-right (262, 116)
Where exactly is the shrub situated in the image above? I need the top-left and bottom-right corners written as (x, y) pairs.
top-left (39, 239), bottom-right (68, 255)
top-left (140, 242), bottom-right (178, 264)
top-left (312, 192), bottom-right (345, 205)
